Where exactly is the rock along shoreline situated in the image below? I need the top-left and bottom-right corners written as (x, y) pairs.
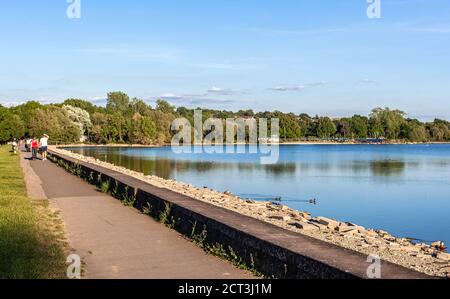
top-left (51, 146), bottom-right (450, 278)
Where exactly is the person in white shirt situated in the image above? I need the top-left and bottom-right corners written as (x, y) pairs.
top-left (25, 138), bottom-right (32, 152)
top-left (11, 139), bottom-right (18, 154)
top-left (40, 134), bottom-right (49, 161)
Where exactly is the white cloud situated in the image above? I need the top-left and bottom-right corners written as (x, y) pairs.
top-left (160, 93), bottom-right (183, 99)
top-left (1, 101), bottom-right (26, 107)
top-left (208, 86), bottom-right (224, 92)
top-left (269, 85), bottom-right (305, 92)
top-left (306, 81), bottom-right (328, 87)
top-left (0, 97), bottom-right (63, 107)
top-left (207, 86), bottom-right (237, 95)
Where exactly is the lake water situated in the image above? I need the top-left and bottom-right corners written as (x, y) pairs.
top-left (68, 144), bottom-right (450, 245)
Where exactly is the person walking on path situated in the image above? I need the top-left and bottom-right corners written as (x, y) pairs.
top-left (40, 134), bottom-right (49, 161)
top-left (11, 139), bottom-right (18, 154)
top-left (31, 137), bottom-right (39, 160)
top-left (25, 138), bottom-right (32, 152)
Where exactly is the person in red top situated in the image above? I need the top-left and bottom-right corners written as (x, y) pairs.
top-left (31, 137), bottom-right (39, 160)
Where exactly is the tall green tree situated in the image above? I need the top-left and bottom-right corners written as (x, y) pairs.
top-left (297, 114), bottom-right (312, 138)
top-left (107, 112), bottom-right (130, 143)
top-left (408, 124), bottom-right (428, 142)
top-left (106, 92), bottom-right (130, 113)
top-left (90, 112), bottom-right (110, 143)
top-left (335, 118), bottom-right (352, 138)
top-left (28, 106), bottom-right (80, 144)
top-left (370, 107), bottom-right (406, 139)
top-left (427, 119), bottom-right (450, 141)
top-left (350, 115), bottom-right (369, 138)
top-left (129, 113), bottom-right (157, 144)
top-left (276, 112), bottom-right (301, 139)
top-left (0, 109), bottom-right (25, 142)
top-left (11, 101), bottom-right (44, 135)
top-left (149, 109), bottom-right (176, 144)
top-left (156, 99), bottom-right (176, 115)
top-left (316, 117), bottom-right (337, 138)
top-left (130, 98), bottom-right (152, 116)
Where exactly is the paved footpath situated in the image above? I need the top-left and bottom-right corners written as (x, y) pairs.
top-left (23, 151), bottom-right (253, 279)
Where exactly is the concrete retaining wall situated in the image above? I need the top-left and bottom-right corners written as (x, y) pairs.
top-left (48, 150), bottom-right (429, 279)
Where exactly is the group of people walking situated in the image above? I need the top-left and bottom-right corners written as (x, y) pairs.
top-left (20, 134), bottom-right (50, 160)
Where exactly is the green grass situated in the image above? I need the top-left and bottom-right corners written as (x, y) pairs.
top-left (100, 181), bottom-right (110, 194)
top-left (0, 146), bottom-right (67, 279)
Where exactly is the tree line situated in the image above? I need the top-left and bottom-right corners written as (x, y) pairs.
top-left (1, 91), bottom-right (449, 144)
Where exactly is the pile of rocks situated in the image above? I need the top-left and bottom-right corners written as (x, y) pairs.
top-left (52, 147), bottom-right (450, 278)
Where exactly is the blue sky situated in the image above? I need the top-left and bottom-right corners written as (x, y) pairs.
top-left (0, 0), bottom-right (449, 120)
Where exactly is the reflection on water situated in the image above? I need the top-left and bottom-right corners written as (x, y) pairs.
top-left (369, 160), bottom-right (407, 176)
top-left (68, 144), bottom-right (450, 245)
top-left (69, 149), bottom-right (416, 178)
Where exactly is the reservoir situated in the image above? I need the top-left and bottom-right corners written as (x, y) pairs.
top-left (68, 144), bottom-right (450, 245)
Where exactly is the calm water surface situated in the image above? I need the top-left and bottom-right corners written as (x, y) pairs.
top-left (68, 145), bottom-right (450, 244)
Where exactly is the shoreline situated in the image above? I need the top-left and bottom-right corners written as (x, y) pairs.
top-left (58, 141), bottom-right (450, 148)
top-left (49, 146), bottom-right (450, 278)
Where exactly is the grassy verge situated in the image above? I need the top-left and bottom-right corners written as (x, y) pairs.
top-left (0, 145), bottom-right (67, 279)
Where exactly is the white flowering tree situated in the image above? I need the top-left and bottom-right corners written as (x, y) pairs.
top-left (63, 105), bottom-right (92, 142)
